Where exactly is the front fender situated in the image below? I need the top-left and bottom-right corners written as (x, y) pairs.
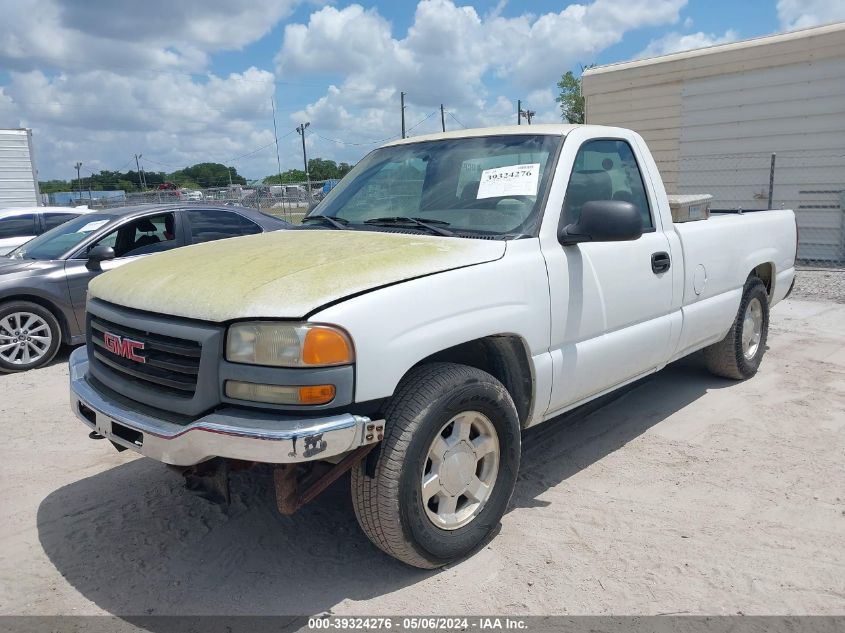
top-left (312, 240), bottom-right (552, 405)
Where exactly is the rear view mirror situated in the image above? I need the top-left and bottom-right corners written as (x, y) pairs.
top-left (558, 200), bottom-right (643, 246)
top-left (86, 245), bottom-right (116, 271)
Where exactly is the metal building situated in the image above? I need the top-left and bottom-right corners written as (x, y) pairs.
top-left (582, 22), bottom-right (845, 264)
top-left (0, 128), bottom-right (41, 208)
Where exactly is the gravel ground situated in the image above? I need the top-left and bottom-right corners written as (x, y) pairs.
top-left (0, 297), bottom-right (843, 618)
top-left (792, 268), bottom-right (845, 303)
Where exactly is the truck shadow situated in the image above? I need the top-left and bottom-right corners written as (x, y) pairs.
top-left (36, 355), bottom-right (735, 617)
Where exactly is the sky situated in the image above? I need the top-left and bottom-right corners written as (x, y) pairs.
top-left (0, 0), bottom-right (843, 183)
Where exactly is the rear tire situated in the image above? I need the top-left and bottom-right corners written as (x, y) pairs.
top-left (351, 362), bottom-right (521, 568)
top-left (0, 301), bottom-right (62, 373)
top-left (703, 277), bottom-right (769, 380)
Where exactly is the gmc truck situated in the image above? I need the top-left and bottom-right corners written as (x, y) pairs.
top-left (69, 125), bottom-right (797, 568)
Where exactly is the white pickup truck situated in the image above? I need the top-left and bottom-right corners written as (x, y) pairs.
top-left (69, 124), bottom-right (797, 568)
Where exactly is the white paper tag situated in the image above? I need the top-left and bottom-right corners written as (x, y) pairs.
top-left (476, 163), bottom-right (540, 199)
top-left (77, 220), bottom-right (108, 233)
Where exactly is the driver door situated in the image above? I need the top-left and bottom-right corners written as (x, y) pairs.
top-left (65, 211), bottom-right (185, 326)
top-left (543, 138), bottom-right (675, 415)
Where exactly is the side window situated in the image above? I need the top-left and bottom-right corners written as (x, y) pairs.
top-left (43, 212), bottom-right (80, 231)
top-left (0, 214), bottom-right (37, 239)
top-left (89, 213), bottom-right (178, 258)
top-left (562, 139), bottom-right (653, 230)
top-left (185, 209), bottom-right (262, 245)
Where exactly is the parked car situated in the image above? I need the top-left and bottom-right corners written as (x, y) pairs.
top-left (182, 190), bottom-right (203, 201)
top-left (0, 206), bottom-right (91, 256)
top-left (68, 125), bottom-right (796, 568)
top-left (0, 203), bottom-right (290, 372)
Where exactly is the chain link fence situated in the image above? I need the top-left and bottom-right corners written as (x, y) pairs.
top-left (62, 151), bottom-right (844, 266)
top-left (677, 150), bottom-right (845, 267)
top-left (83, 180), bottom-right (340, 224)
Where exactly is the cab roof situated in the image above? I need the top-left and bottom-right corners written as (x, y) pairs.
top-left (381, 123), bottom-right (586, 147)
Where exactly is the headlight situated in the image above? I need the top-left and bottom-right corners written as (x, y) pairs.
top-left (226, 322), bottom-right (354, 367)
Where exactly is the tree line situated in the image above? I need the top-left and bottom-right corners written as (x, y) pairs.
top-left (262, 158), bottom-right (353, 184)
top-left (39, 162), bottom-right (247, 194)
top-left (40, 157), bottom-right (357, 194)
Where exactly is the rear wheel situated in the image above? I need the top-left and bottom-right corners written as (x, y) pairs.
top-left (0, 301), bottom-right (62, 373)
top-left (351, 362), bottom-right (521, 568)
top-left (703, 277), bottom-right (769, 380)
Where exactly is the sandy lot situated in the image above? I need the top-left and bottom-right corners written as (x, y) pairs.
top-left (0, 298), bottom-right (843, 617)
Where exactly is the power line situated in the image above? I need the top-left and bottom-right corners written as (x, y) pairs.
top-left (140, 156), bottom-right (175, 169)
top-left (313, 132), bottom-right (398, 147)
top-left (311, 111), bottom-right (436, 147)
top-left (447, 111), bottom-right (467, 129)
top-left (406, 111), bottom-right (438, 133)
top-left (220, 129), bottom-right (296, 165)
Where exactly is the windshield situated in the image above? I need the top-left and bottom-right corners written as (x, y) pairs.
top-left (11, 214), bottom-right (114, 260)
top-left (312, 134), bottom-right (561, 237)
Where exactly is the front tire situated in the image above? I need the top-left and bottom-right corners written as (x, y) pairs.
top-left (0, 301), bottom-right (62, 373)
top-left (351, 362), bottom-right (521, 568)
top-left (703, 276), bottom-right (769, 380)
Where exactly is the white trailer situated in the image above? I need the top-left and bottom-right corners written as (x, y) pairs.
top-left (0, 129), bottom-right (41, 208)
top-left (582, 22), bottom-right (845, 264)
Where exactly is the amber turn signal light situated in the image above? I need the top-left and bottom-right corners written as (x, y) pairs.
top-left (302, 327), bottom-right (353, 366)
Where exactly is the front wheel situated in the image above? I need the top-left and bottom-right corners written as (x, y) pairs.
top-left (0, 301), bottom-right (62, 373)
top-left (703, 276), bottom-right (769, 380)
top-left (351, 362), bottom-right (521, 568)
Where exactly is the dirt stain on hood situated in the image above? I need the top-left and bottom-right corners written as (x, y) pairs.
top-left (89, 229), bottom-right (506, 321)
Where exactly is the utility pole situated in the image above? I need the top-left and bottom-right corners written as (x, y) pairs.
top-left (74, 162), bottom-right (82, 201)
top-left (134, 154), bottom-right (144, 191)
top-left (271, 97), bottom-right (284, 190)
top-left (296, 122), bottom-right (311, 202)
top-left (440, 104), bottom-right (446, 132)
top-left (400, 92), bottom-right (406, 139)
top-left (517, 100), bottom-right (521, 125)
top-left (518, 104), bottom-right (535, 125)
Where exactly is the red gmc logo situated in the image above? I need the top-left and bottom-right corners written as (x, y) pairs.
top-left (103, 332), bottom-right (146, 363)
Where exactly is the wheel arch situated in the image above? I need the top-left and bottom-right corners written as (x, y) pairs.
top-left (409, 334), bottom-right (535, 428)
top-left (0, 293), bottom-right (70, 343)
top-left (750, 262), bottom-right (774, 299)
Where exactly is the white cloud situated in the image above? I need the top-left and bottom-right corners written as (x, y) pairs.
top-left (274, 0), bottom-right (688, 165)
top-left (0, 0), bottom-right (301, 74)
top-left (0, 67), bottom-right (283, 180)
top-left (636, 29), bottom-right (739, 59)
top-left (0, 0), bottom-right (698, 180)
top-left (0, 0), bottom-right (303, 179)
top-left (777, 0), bottom-right (845, 30)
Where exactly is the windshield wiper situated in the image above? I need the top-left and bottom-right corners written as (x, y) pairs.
top-left (300, 215), bottom-right (349, 230)
top-left (363, 216), bottom-right (453, 237)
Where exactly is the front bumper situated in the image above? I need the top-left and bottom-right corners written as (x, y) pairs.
top-left (69, 347), bottom-right (383, 466)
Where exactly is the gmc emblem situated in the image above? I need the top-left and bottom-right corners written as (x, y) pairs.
top-left (103, 332), bottom-right (146, 363)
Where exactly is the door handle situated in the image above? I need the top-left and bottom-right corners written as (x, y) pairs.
top-left (651, 251), bottom-right (671, 274)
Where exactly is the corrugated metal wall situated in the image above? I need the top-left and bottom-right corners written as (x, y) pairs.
top-left (0, 129), bottom-right (40, 208)
top-left (585, 82), bottom-right (682, 191)
top-left (582, 23), bottom-right (845, 264)
top-left (678, 58), bottom-right (845, 262)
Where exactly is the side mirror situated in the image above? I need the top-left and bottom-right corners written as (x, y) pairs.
top-left (558, 200), bottom-right (643, 246)
top-left (86, 245), bottom-right (116, 271)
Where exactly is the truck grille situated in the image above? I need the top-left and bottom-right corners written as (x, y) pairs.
top-left (89, 315), bottom-right (202, 397)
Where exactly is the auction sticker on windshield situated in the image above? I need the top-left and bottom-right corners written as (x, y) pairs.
top-left (477, 163), bottom-right (540, 199)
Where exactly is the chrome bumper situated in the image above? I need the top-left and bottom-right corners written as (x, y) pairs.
top-left (69, 347), bottom-right (383, 466)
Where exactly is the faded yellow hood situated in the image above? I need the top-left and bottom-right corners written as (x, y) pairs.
top-left (88, 230), bottom-right (505, 321)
